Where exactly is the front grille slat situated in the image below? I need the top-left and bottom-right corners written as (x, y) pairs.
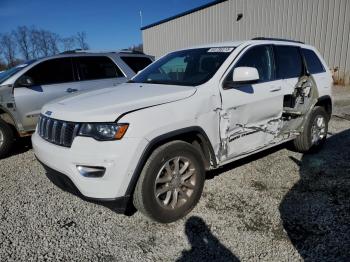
top-left (37, 115), bottom-right (80, 148)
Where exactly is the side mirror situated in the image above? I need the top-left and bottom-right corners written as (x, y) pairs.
top-left (16, 75), bottom-right (34, 87)
top-left (232, 67), bottom-right (259, 83)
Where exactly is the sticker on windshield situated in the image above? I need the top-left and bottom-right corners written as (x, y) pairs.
top-left (207, 47), bottom-right (234, 53)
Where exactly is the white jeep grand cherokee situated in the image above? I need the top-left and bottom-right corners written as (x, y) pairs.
top-left (33, 38), bottom-right (333, 223)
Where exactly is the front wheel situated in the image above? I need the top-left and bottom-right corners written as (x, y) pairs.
top-left (133, 140), bottom-right (205, 223)
top-left (293, 106), bottom-right (329, 153)
top-left (0, 119), bottom-right (14, 158)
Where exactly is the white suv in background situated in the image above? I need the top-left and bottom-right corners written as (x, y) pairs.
top-left (32, 38), bottom-right (333, 223)
top-left (0, 50), bottom-right (153, 157)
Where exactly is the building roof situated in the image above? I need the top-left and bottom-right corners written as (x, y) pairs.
top-left (140, 0), bottom-right (228, 30)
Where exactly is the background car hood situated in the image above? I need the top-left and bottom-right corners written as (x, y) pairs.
top-left (42, 83), bottom-right (197, 122)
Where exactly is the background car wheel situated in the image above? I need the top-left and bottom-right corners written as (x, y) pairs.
top-left (0, 119), bottom-right (14, 158)
top-left (293, 106), bottom-right (328, 153)
top-left (133, 140), bottom-right (206, 223)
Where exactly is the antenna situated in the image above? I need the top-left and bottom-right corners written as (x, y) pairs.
top-left (139, 10), bottom-right (143, 28)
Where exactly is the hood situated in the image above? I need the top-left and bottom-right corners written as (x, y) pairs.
top-left (42, 83), bottom-right (197, 122)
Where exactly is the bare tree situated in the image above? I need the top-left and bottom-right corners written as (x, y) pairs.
top-left (0, 33), bottom-right (17, 67)
top-left (14, 26), bottom-right (31, 60)
top-left (61, 36), bottom-right (76, 51)
top-left (30, 29), bottom-right (60, 57)
top-left (76, 31), bottom-right (89, 50)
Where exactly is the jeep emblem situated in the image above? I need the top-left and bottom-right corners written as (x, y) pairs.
top-left (45, 111), bottom-right (52, 116)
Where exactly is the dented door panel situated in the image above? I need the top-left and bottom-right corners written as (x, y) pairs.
top-left (219, 79), bottom-right (284, 160)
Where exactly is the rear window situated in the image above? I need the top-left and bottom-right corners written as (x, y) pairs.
top-left (76, 56), bottom-right (124, 81)
top-left (120, 56), bottom-right (153, 73)
top-left (302, 48), bottom-right (325, 74)
top-left (275, 46), bottom-right (303, 79)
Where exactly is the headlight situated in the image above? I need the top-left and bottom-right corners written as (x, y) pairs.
top-left (78, 123), bottom-right (129, 141)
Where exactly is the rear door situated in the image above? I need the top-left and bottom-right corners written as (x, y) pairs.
top-left (13, 57), bottom-right (78, 130)
top-left (301, 48), bottom-right (332, 97)
top-left (74, 56), bottom-right (127, 91)
top-left (220, 45), bottom-right (284, 158)
top-left (274, 45), bottom-right (304, 96)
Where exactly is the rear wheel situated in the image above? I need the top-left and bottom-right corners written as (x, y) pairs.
top-left (293, 106), bottom-right (328, 152)
top-left (0, 119), bottom-right (14, 158)
top-left (133, 141), bottom-right (205, 223)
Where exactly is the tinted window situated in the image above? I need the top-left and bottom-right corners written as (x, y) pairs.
top-left (120, 56), bottom-right (153, 73)
top-left (22, 58), bottom-right (73, 85)
top-left (132, 48), bottom-right (232, 86)
top-left (76, 56), bottom-right (124, 81)
top-left (302, 48), bottom-right (325, 74)
top-left (235, 45), bottom-right (275, 82)
top-left (275, 46), bottom-right (303, 79)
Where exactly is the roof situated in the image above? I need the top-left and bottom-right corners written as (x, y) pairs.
top-left (141, 0), bottom-right (228, 30)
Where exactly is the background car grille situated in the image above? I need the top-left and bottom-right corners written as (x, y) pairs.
top-left (37, 115), bottom-right (80, 147)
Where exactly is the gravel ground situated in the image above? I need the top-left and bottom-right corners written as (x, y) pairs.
top-left (0, 86), bottom-right (350, 261)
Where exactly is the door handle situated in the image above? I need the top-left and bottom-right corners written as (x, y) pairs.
top-left (66, 88), bottom-right (78, 93)
top-left (270, 86), bottom-right (281, 92)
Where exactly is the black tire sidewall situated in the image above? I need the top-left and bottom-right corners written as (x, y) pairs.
top-left (305, 107), bottom-right (328, 151)
top-left (0, 120), bottom-right (14, 158)
top-left (140, 142), bottom-right (205, 223)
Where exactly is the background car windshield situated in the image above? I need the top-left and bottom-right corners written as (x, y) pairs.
top-left (0, 60), bottom-right (36, 84)
top-left (132, 48), bottom-right (233, 86)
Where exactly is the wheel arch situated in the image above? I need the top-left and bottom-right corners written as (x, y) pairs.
top-left (125, 126), bottom-right (216, 197)
top-left (315, 95), bottom-right (332, 120)
top-left (0, 107), bottom-right (19, 136)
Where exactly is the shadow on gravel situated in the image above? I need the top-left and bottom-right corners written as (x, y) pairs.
top-left (177, 216), bottom-right (239, 262)
top-left (279, 129), bottom-right (350, 261)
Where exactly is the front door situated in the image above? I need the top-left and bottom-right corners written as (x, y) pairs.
top-left (13, 57), bottom-right (77, 130)
top-left (219, 45), bottom-right (284, 159)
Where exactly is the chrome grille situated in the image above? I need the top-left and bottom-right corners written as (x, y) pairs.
top-left (37, 115), bottom-right (80, 147)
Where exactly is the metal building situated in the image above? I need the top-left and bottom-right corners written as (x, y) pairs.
top-left (141, 0), bottom-right (350, 85)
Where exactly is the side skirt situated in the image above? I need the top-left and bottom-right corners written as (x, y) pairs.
top-left (217, 136), bottom-right (297, 168)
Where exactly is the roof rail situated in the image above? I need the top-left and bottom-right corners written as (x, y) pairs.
top-left (119, 49), bottom-right (145, 55)
top-left (60, 49), bottom-right (145, 55)
top-left (252, 37), bottom-right (304, 44)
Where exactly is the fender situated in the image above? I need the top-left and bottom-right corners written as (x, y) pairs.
top-left (0, 106), bottom-right (19, 131)
top-left (124, 126), bottom-right (217, 197)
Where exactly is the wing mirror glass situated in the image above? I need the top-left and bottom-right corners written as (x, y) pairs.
top-left (16, 75), bottom-right (34, 87)
top-left (232, 67), bottom-right (259, 83)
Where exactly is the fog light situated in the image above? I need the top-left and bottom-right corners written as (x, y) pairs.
top-left (77, 165), bottom-right (106, 178)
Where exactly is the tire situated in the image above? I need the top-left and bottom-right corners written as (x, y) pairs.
top-left (0, 119), bottom-right (14, 158)
top-left (133, 140), bottom-right (206, 223)
top-left (293, 106), bottom-right (328, 153)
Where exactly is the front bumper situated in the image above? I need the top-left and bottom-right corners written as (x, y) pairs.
top-left (40, 161), bottom-right (130, 212)
top-left (32, 132), bottom-right (148, 200)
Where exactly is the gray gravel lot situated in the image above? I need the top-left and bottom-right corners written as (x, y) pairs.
top-left (1, 86), bottom-right (350, 261)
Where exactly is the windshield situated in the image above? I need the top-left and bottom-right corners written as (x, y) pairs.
top-left (131, 47), bottom-right (234, 86)
top-left (0, 60), bottom-right (36, 84)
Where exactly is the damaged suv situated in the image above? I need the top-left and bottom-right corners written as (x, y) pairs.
top-left (33, 38), bottom-right (332, 223)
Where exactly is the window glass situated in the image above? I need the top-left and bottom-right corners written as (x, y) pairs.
top-left (120, 56), bottom-right (153, 73)
top-left (132, 48), bottom-right (232, 86)
top-left (275, 46), bottom-right (303, 79)
top-left (76, 56), bottom-right (124, 81)
top-left (22, 58), bottom-right (73, 85)
top-left (234, 45), bottom-right (275, 82)
top-left (0, 60), bottom-right (36, 84)
top-left (302, 48), bottom-right (325, 74)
